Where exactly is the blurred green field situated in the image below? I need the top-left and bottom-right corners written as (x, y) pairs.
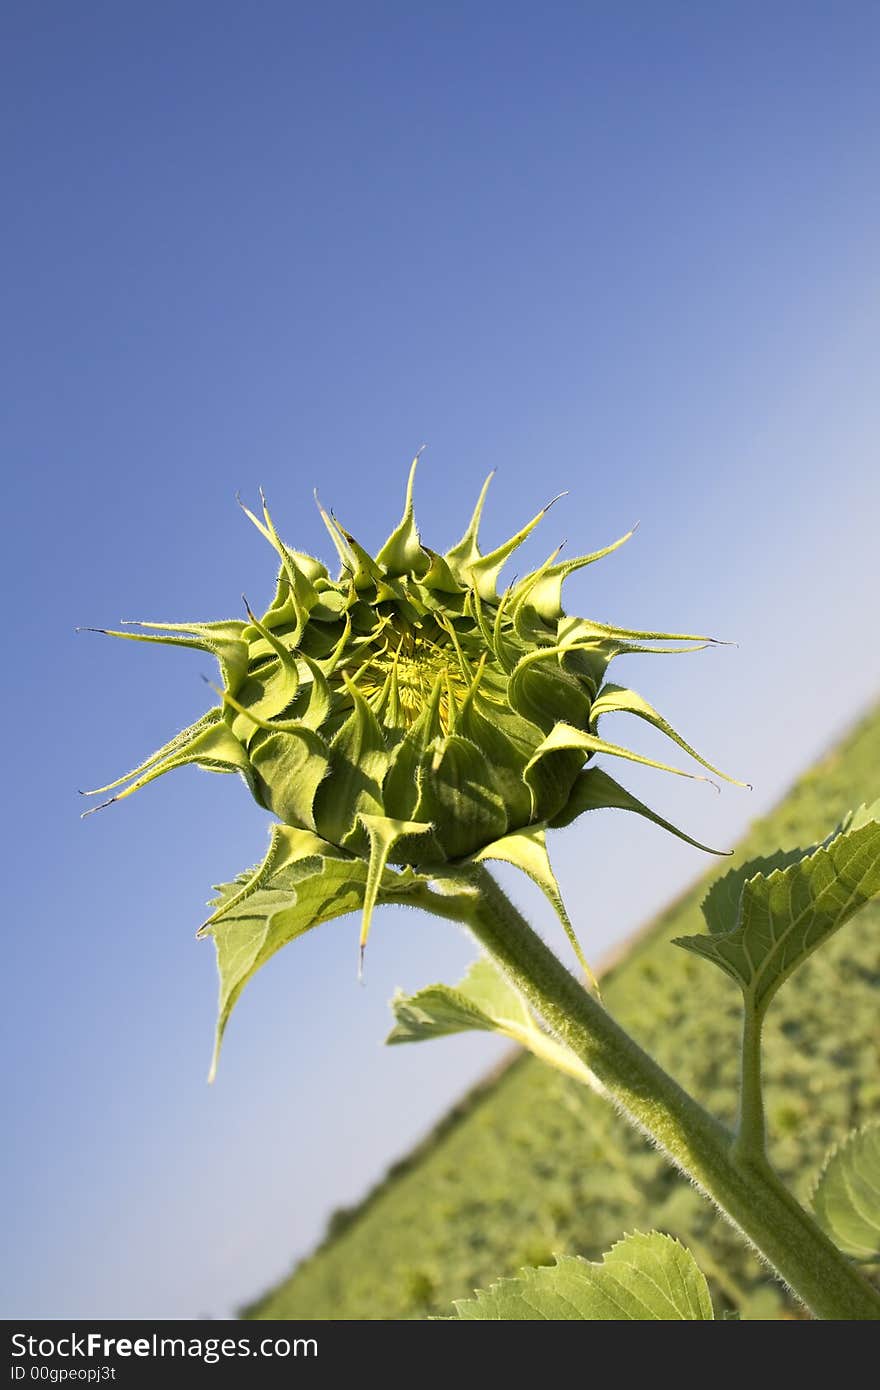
top-left (245, 706), bottom-right (880, 1320)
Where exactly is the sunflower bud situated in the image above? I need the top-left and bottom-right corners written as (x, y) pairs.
top-left (84, 457), bottom-right (741, 1062)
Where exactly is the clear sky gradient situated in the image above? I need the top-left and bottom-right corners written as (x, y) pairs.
top-left (3, 2), bottom-right (879, 1318)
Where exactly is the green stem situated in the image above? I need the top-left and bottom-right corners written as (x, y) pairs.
top-left (734, 1003), bottom-right (767, 1164)
top-left (453, 867), bottom-right (880, 1320)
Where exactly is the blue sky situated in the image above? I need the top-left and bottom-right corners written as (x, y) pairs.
top-left (3, 2), bottom-right (879, 1318)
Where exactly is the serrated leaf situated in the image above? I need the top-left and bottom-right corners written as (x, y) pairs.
top-left (813, 1124), bottom-right (880, 1261)
top-left (699, 846), bottom-right (810, 938)
top-left (205, 829), bottom-right (430, 1079)
top-left (674, 800), bottom-right (880, 1012)
top-left (451, 1232), bottom-right (714, 1320)
top-left (387, 957), bottom-right (596, 1088)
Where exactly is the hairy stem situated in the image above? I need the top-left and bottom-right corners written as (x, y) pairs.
top-left (455, 867), bottom-right (880, 1320)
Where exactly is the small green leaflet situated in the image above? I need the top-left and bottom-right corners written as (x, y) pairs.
top-left (451, 1232), bottom-right (714, 1320)
top-left (387, 957), bottom-right (597, 1089)
top-left (813, 1124), bottom-right (880, 1261)
top-left (674, 800), bottom-right (880, 1013)
top-left (388, 956), bottom-right (532, 1042)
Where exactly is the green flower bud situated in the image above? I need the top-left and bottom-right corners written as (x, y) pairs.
top-left (83, 457), bottom-right (742, 1042)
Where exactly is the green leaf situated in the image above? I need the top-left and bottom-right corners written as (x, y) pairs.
top-left (387, 956), bottom-right (533, 1043)
top-left (451, 1232), bottom-right (714, 1320)
top-left (698, 846), bottom-right (810, 938)
top-left (197, 823), bottom-right (331, 936)
top-left (813, 1124), bottom-right (880, 1261)
top-left (387, 957), bottom-right (596, 1088)
top-left (674, 800), bottom-right (880, 1013)
top-left (205, 827), bottom-right (428, 1079)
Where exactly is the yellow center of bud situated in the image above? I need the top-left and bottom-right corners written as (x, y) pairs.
top-left (348, 621), bottom-right (473, 732)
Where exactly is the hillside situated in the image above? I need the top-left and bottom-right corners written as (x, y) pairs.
top-left (246, 706), bottom-right (880, 1320)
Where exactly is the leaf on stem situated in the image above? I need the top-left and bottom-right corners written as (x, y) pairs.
top-left (813, 1124), bottom-right (880, 1262)
top-left (673, 800), bottom-right (880, 1012)
top-left (451, 1231), bottom-right (714, 1320)
top-left (387, 956), bottom-right (533, 1044)
top-left (386, 956), bottom-right (597, 1088)
top-left (203, 826), bottom-right (435, 1079)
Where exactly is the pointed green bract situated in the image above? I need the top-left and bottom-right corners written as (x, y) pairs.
top-left (813, 1124), bottom-right (880, 1261)
top-left (81, 711), bottom-right (252, 814)
top-left (314, 676), bottom-right (389, 845)
top-left (472, 825), bottom-right (596, 984)
top-left (674, 800), bottom-right (880, 1012)
top-left (414, 735), bottom-right (507, 860)
top-left (590, 683), bottom-right (746, 786)
top-left (356, 813), bottom-right (436, 959)
top-left (81, 710), bottom-right (226, 798)
top-left (249, 727), bottom-right (328, 830)
top-left (84, 460), bottom-right (738, 1051)
top-left (450, 1232), bottom-right (714, 1320)
top-left (445, 471), bottom-right (494, 574)
top-left (549, 765), bottom-right (728, 856)
top-left (519, 527), bottom-right (637, 622)
top-left (467, 493), bottom-right (565, 601)
top-left (525, 721), bottom-right (713, 806)
top-left (376, 452), bottom-right (427, 577)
